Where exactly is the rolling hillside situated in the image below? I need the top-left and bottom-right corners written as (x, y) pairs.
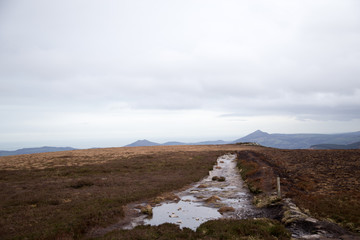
top-left (2, 130), bottom-right (360, 156)
top-left (0, 146), bottom-right (76, 157)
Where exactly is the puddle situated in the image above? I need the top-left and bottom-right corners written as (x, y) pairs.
top-left (144, 195), bottom-right (221, 230)
top-left (123, 154), bottom-right (258, 230)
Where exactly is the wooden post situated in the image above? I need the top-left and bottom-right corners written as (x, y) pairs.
top-left (277, 177), bottom-right (281, 198)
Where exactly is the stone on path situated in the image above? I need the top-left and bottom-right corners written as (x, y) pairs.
top-left (140, 204), bottom-right (153, 216)
top-left (205, 195), bottom-right (221, 203)
top-left (218, 206), bottom-right (235, 214)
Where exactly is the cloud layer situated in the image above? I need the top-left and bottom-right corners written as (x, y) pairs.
top-left (1, 0), bottom-right (360, 149)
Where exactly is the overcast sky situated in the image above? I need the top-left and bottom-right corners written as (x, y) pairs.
top-left (1, 0), bottom-right (360, 150)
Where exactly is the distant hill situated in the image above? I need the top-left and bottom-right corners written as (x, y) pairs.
top-left (164, 140), bottom-right (230, 146)
top-left (5, 130), bottom-right (359, 155)
top-left (0, 146), bottom-right (77, 157)
top-left (233, 130), bottom-right (360, 149)
top-left (125, 131), bottom-right (360, 149)
top-left (162, 141), bottom-right (187, 146)
top-left (310, 141), bottom-right (360, 149)
top-left (125, 139), bottom-right (230, 147)
top-left (124, 140), bottom-right (160, 147)
top-left (189, 140), bottom-right (230, 145)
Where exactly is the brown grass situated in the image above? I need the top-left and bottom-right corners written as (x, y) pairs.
top-left (0, 144), bottom-right (261, 239)
top-left (237, 148), bottom-right (360, 233)
top-left (0, 145), bottom-right (259, 171)
top-left (99, 219), bottom-right (290, 240)
top-left (2, 145), bottom-right (357, 238)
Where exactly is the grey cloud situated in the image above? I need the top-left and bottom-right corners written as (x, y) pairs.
top-left (1, 0), bottom-right (360, 149)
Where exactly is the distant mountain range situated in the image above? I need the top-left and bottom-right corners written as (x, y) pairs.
top-left (125, 130), bottom-right (360, 149)
top-left (124, 139), bottom-right (229, 147)
top-left (2, 130), bottom-right (360, 156)
top-left (233, 130), bottom-right (360, 149)
top-left (0, 146), bottom-right (76, 157)
top-left (310, 141), bottom-right (360, 150)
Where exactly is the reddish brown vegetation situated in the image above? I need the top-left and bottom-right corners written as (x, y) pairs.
top-left (237, 148), bottom-right (360, 233)
top-left (0, 144), bottom-right (262, 239)
top-left (101, 219), bottom-right (290, 240)
top-left (1, 145), bottom-right (358, 239)
top-left (0, 145), bottom-right (259, 170)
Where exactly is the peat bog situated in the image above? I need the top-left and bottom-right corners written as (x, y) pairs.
top-left (237, 149), bottom-right (360, 236)
top-left (0, 145), bottom-right (359, 239)
top-left (0, 146), bottom-right (230, 239)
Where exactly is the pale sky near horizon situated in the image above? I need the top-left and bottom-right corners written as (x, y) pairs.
top-left (1, 0), bottom-right (360, 150)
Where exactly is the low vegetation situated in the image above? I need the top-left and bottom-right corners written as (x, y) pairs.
top-left (98, 219), bottom-right (290, 240)
top-left (237, 149), bottom-right (360, 234)
top-left (1, 145), bottom-right (359, 239)
top-left (0, 147), bottom-right (230, 239)
top-left (237, 159), bottom-right (263, 194)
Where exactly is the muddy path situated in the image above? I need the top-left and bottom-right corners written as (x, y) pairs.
top-left (88, 154), bottom-right (268, 237)
top-left (88, 152), bottom-right (359, 239)
top-left (138, 153), bottom-right (261, 230)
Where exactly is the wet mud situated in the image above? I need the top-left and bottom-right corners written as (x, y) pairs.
top-left (88, 153), bottom-right (263, 238)
top-left (139, 154), bottom-right (260, 230)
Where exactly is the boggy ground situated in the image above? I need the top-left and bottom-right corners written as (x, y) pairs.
top-left (237, 148), bottom-right (360, 239)
top-left (0, 144), bottom-right (262, 240)
top-left (1, 145), bottom-right (359, 239)
top-left (98, 219), bottom-right (290, 240)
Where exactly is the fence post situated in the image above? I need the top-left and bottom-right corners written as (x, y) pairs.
top-left (277, 177), bottom-right (281, 198)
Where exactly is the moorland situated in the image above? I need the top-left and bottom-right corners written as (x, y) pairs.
top-left (0, 144), bottom-right (359, 239)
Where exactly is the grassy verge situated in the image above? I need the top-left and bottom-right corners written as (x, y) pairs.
top-left (237, 158), bottom-right (263, 194)
top-left (98, 219), bottom-right (290, 240)
top-left (0, 150), bottom-right (224, 239)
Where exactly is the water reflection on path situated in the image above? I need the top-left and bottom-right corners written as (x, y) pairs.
top-left (126, 154), bottom-right (257, 230)
top-left (144, 195), bottom-right (221, 230)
